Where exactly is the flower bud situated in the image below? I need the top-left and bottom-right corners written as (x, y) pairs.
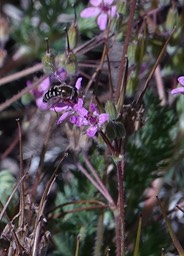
top-left (68, 23), bottom-right (78, 50)
top-left (105, 100), bottom-right (117, 120)
top-left (166, 6), bottom-right (179, 32)
top-left (126, 71), bottom-right (138, 96)
top-left (55, 53), bottom-right (65, 69)
top-left (117, 0), bottom-right (127, 16)
top-left (64, 50), bottom-right (78, 75)
top-left (68, 4), bottom-right (78, 50)
top-left (64, 28), bottom-right (78, 75)
top-left (42, 38), bottom-right (55, 75)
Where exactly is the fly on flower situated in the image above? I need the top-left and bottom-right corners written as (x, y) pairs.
top-left (43, 81), bottom-right (78, 104)
top-left (42, 70), bottom-right (83, 112)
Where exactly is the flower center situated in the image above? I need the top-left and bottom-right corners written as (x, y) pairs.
top-left (100, 3), bottom-right (110, 13)
top-left (86, 114), bottom-right (98, 126)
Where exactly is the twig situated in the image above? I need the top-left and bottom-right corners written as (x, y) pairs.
top-left (135, 27), bottom-right (176, 106)
top-left (0, 74), bottom-right (47, 112)
top-left (83, 152), bottom-right (115, 206)
top-left (0, 63), bottom-right (43, 86)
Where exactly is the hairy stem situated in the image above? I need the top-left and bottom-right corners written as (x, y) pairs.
top-left (116, 159), bottom-right (125, 256)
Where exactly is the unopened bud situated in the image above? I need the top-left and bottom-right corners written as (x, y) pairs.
top-left (166, 6), bottom-right (179, 32)
top-left (64, 28), bottom-right (78, 75)
top-left (42, 37), bottom-right (55, 74)
top-left (117, 1), bottom-right (127, 16)
top-left (105, 100), bottom-right (117, 120)
top-left (64, 50), bottom-right (78, 75)
top-left (68, 3), bottom-right (78, 50)
top-left (126, 71), bottom-right (138, 96)
top-left (68, 23), bottom-right (78, 50)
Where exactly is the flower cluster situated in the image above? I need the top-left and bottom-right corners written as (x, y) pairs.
top-left (51, 78), bottom-right (109, 137)
top-left (28, 75), bottom-right (109, 137)
top-left (171, 76), bottom-right (184, 95)
top-left (80, 0), bottom-right (117, 31)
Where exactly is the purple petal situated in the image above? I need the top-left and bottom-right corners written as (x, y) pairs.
top-left (170, 88), bottom-right (184, 95)
top-left (90, 0), bottom-right (102, 6)
top-left (57, 111), bottom-right (71, 124)
top-left (70, 115), bottom-right (78, 124)
top-left (98, 113), bottom-right (109, 125)
top-left (76, 107), bottom-right (88, 116)
top-left (75, 77), bottom-right (82, 90)
top-left (109, 5), bottom-right (117, 17)
top-left (36, 98), bottom-right (50, 110)
top-left (90, 103), bottom-right (97, 112)
top-left (75, 98), bottom-right (84, 108)
top-left (80, 7), bottom-right (100, 18)
top-left (70, 115), bottom-right (88, 126)
top-left (97, 13), bottom-right (108, 30)
top-left (39, 77), bottom-right (50, 91)
top-left (51, 104), bottom-right (72, 112)
top-left (178, 76), bottom-right (184, 86)
top-left (104, 0), bottom-right (114, 5)
top-left (86, 126), bottom-right (98, 137)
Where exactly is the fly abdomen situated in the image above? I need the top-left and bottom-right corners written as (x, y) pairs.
top-left (43, 83), bottom-right (78, 103)
top-left (43, 85), bottom-right (62, 103)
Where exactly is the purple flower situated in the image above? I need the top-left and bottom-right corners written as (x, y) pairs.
top-left (49, 77), bottom-right (83, 113)
top-left (56, 98), bottom-right (87, 125)
top-left (80, 0), bottom-right (117, 31)
top-left (56, 99), bottom-right (109, 138)
top-left (51, 78), bottom-right (84, 124)
top-left (85, 103), bottom-right (109, 137)
top-left (171, 76), bottom-right (184, 95)
top-left (27, 68), bottom-right (68, 110)
top-left (27, 77), bottom-right (51, 110)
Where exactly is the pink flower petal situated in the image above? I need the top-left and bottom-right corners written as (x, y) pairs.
top-left (90, 0), bottom-right (102, 6)
top-left (178, 76), bottom-right (184, 86)
top-left (171, 88), bottom-right (184, 95)
top-left (36, 98), bottom-right (50, 110)
top-left (49, 102), bottom-right (73, 112)
top-left (109, 5), bottom-right (117, 17)
top-left (104, 0), bottom-right (114, 5)
top-left (86, 126), bottom-right (98, 137)
top-left (57, 111), bottom-right (72, 124)
top-left (39, 77), bottom-right (50, 91)
top-left (97, 13), bottom-right (108, 30)
top-left (75, 77), bottom-right (82, 90)
top-left (98, 113), bottom-right (109, 125)
top-left (80, 7), bottom-right (100, 18)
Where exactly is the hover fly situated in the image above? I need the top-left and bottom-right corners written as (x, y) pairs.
top-left (43, 82), bottom-right (78, 104)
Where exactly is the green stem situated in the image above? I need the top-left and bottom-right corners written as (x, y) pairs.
top-left (93, 212), bottom-right (104, 256)
top-left (116, 160), bottom-right (125, 256)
